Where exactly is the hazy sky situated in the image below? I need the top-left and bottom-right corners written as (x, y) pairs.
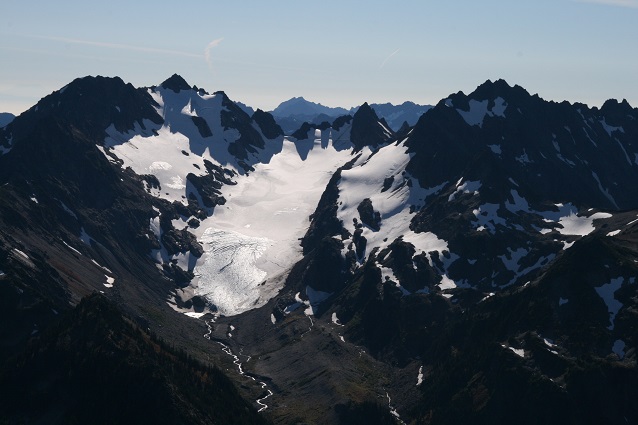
top-left (1, 0), bottom-right (637, 115)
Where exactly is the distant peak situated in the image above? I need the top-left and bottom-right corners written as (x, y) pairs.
top-left (160, 74), bottom-right (191, 93)
top-left (271, 96), bottom-right (348, 118)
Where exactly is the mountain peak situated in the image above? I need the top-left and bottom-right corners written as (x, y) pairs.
top-left (601, 98), bottom-right (635, 115)
top-left (470, 78), bottom-right (530, 101)
top-left (271, 97), bottom-right (348, 118)
top-left (352, 102), bottom-right (377, 120)
top-left (160, 74), bottom-right (191, 93)
top-left (350, 101), bottom-right (393, 151)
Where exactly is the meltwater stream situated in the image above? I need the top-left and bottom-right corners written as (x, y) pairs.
top-left (204, 319), bottom-right (273, 412)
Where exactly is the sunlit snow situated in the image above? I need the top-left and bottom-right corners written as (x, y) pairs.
top-left (13, 248), bottom-right (29, 260)
top-left (104, 275), bottom-right (114, 288)
top-left (91, 259), bottom-right (113, 274)
top-left (195, 228), bottom-right (272, 316)
top-left (332, 312), bottom-right (343, 326)
top-left (537, 204), bottom-right (612, 236)
top-left (502, 345), bottom-right (525, 358)
top-left (107, 97), bottom-right (353, 317)
top-left (337, 141), bottom-right (448, 263)
top-left (185, 312), bottom-right (208, 319)
top-left (448, 179), bottom-right (481, 202)
top-left (192, 134), bottom-right (353, 315)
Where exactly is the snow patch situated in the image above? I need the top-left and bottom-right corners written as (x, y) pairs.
top-left (448, 179), bottom-right (481, 201)
top-left (103, 275), bottom-right (114, 288)
top-left (612, 339), bottom-right (626, 359)
top-left (515, 150), bottom-right (531, 164)
top-left (91, 259), bottom-right (113, 274)
top-left (488, 144), bottom-right (502, 154)
top-left (537, 205), bottom-right (612, 236)
top-left (58, 201), bottom-right (78, 219)
top-left (80, 228), bottom-right (93, 246)
top-left (595, 277), bottom-right (624, 330)
top-left (438, 275), bottom-right (456, 290)
top-left (502, 344), bottom-right (525, 358)
top-left (473, 204), bottom-right (506, 233)
top-left (543, 338), bottom-right (556, 348)
top-left (505, 190), bottom-right (530, 213)
top-left (13, 249), bottom-right (29, 260)
top-left (185, 311), bottom-right (208, 319)
top-left (591, 171), bottom-right (618, 209)
top-left (304, 286), bottom-right (332, 315)
top-left (499, 248), bottom-right (529, 273)
top-left (456, 97), bottom-right (507, 127)
top-left (600, 117), bottom-right (624, 137)
top-left (61, 241), bottom-right (82, 255)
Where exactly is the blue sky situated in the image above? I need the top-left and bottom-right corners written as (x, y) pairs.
top-left (1, 0), bottom-right (637, 114)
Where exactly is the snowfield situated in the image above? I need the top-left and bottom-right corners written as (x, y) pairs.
top-left (193, 135), bottom-right (353, 315)
top-left (97, 83), bottom-right (620, 317)
top-left (101, 85), bottom-right (356, 315)
top-left (335, 139), bottom-right (453, 289)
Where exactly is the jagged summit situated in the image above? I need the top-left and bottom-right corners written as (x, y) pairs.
top-left (160, 73), bottom-right (191, 93)
top-left (350, 102), bottom-right (394, 151)
top-left (600, 98), bottom-right (636, 121)
top-left (440, 79), bottom-right (533, 114)
top-left (469, 78), bottom-right (530, 101)
top-left (409, 80), bottom-right (638, 210)
top-left (252, 109), bottom-right (283, 139)
top-left (6, 75), bottom-right (161, 141)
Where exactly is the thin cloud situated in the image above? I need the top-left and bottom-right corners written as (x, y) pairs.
top-left (380, 48), bottom-right (400, 69)
top-left (27, 35), bottom-right (202, 58)
top-left (204, 38), bottom-right (224, 71)
top-left (572, 0), bottom-right (638, 8)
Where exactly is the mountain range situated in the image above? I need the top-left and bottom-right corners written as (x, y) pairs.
top-left (0, 74), bottom-right (637, 424)
top-left (269, 96), bottom-right (431, 134)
